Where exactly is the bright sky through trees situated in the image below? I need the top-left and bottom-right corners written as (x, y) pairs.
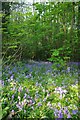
top-left (3, 0), bottom-right (48, 3)
top-left (2, 0), bottom-right (79, 2)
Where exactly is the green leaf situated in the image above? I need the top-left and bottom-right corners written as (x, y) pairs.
top-left (52, 50), bottom-right (59, 56)
top-left (8, 46), bottom-right (17, 49)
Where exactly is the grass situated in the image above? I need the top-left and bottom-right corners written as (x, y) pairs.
top-left (1, 61), bottom-right (79, 119)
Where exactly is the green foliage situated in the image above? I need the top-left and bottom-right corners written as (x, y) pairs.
top-left (2, 2), bottom-right (80, 64)
top-left (48, 47), bottom-right (69, 71)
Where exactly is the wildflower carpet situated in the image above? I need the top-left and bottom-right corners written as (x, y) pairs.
top-left (1, 61), bottom-right (79, 119)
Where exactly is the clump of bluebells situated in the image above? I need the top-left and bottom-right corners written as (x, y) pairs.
top-left (1, 61), bottom-right (79, 119)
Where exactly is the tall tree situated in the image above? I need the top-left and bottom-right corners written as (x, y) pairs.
top-left (2, 2), bottom-right (11, 33)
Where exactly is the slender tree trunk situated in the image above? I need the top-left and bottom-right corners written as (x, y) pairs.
top-left (70, 2), bottom-right (75, 60)
top-left (77, 3), bottom-right (80, 61)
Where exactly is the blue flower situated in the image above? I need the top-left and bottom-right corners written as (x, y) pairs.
top-left (11, 110), bottom-right (15, 115)
top-left (37, 102), bottom-right (42, 107)
top-left (67, 67), bottom-right (70, 73)
top-left (35, 82), bottom-right (39, 86)
top-left (47, 102), bottom-right (52, 107)
top-left (58, 112), bottom-right (63, 118)
top-left (12, 94), bottom-right (14, 99)
top-left (67, 113), bottom-right (71, 118)
top-left (0, 80), bottom-right (4, 86)
top-left (18, 86), bottom-right (23, 92)
top-left (23, 93), bottom-right (27, 99)
top-left (10, 75), bottom-right (14, 80)
top-left (26, 73), bottom-right (32, 78)
top-left (72, 110), bottom-right (78, 115)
